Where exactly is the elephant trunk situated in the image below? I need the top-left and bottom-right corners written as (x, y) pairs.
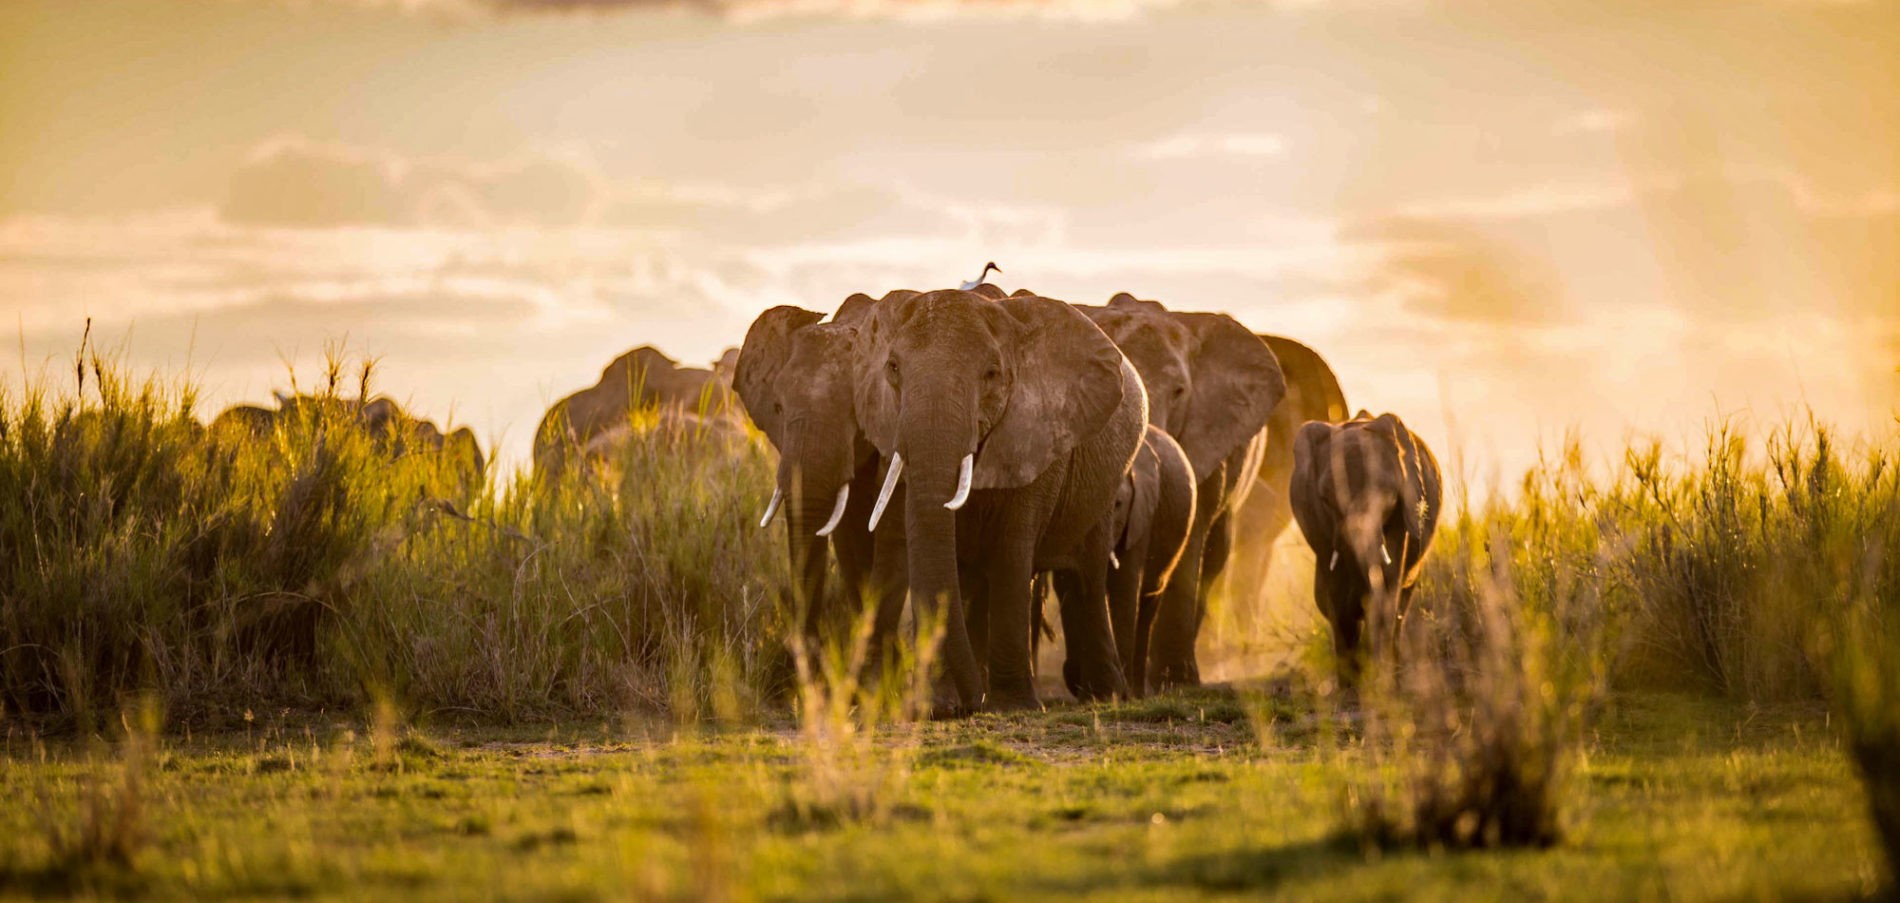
top-left (773, 438), bottom-right (853, 646)
top-left (898, 407), bottom-right (984, 712)
top-left (1340, 494), bottom-right (1404, 654)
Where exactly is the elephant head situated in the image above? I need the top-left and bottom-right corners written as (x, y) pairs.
top-left (735, 306), bottom-right (871, 540)
top-left (1290, 411), bottom-right (1442, 686)
top-left (853, 289), bottom-right (1128, 710)
top-left (1085, 293), bottom-right (1286, 483)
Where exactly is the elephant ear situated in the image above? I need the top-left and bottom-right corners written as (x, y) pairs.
top-left (1289, 420), bottom-right (1338, 552)
top-left (834, 292), bottom-right (877, 324)
top-left (734, 306), bottom-right (825, 443)
top-left (1121, 431), bottom-right (1164, 548)
top-left (1367, 413), bottom-right (1436, 543)
top-left (1176, 313), bottom-right (1287, 483)
top-left (851, 294), bottom-right (908, 457)
top-left (974, 295), bottom-right (1126, 489)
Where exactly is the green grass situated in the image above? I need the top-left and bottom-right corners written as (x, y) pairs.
top-left (4, 351), bottom-right (1896, 898)
top-left (0, 691), bottom-right (1880, 901)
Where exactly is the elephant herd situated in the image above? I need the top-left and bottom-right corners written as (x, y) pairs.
top-left (732, 283), bottom-right (1444, 712)
top-left (206, 281), bottom-right (1444, 711)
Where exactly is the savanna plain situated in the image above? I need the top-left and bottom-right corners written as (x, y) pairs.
top-left (1, 358), bottom-right (1895, 901)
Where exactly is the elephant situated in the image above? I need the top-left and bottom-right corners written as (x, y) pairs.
top-left (1222, 335), bottom-right (1351, 614)
top-left (1100, 424), bottom-right (1197, 695)
top-left (1079, 293), bottom-right (1286, 691)
top-left (733, 302), bottom-right (892, 660)
top-left (209, 393), bottom-right (486, 489)
top-left (854, 288), bottom-right (1146, 712)
top-left (533, 346), bottom-right (739, 478)
top-left (1288, 411), bottom-right (1442, 690)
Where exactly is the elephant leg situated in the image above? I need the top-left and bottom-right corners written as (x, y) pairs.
top-left (1328, 565), bottom-right (1367, 695)
top-left (1055, 573), bottom-right (1128, 704)
top-left (983, 539), bottom-right (1043, 712)
top-left (963, 558), bottom-right (992, 690)
top-left (1150, 501), bottom-right (1212, 691)
top-left (1107, 538), bottom-right (1147, 695)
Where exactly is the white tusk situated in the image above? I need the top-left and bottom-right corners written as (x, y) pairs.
top-left (815, 485), bottom-right (850, 537)
top-left (1329, 550), bottom-right (1339, 571)
top-left (868, 453), bottom-right (903, 531)
top-left (759, 487), bottom-right (783, 528)
top-left (1381, 542), bottom-right (1393, 565)
top-left (1109, 551), bottom-right (1121, 570)
top-left (944, 454), bottom-right (974, 510)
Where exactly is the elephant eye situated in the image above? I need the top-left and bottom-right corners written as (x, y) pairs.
top-left (983, 367), bottom-right (1001, 381)
top-left (885, 359), bottom-right (901, 387)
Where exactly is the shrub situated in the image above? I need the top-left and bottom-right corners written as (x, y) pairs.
top-left (0, 354), bottom-right (789, 727)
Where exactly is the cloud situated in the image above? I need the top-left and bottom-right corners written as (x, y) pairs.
top-left (221, 137), bottom-right (607, 229)
top-left (1343, 216), bottom-right (1571, 324)
top-left (1134, 132), bottom-right (1287, 160)
top-left (1552, 109), bottom-right (1637, 136)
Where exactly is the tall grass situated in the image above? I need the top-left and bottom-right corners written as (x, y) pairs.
top-left (1346, 417), bottom-right (1899, 854)
top-left (1346, 462), bottom-right (1615, 849)
top-left (780, 603), bottom-right (942, 826)
top-left (1, 357), bottom-right (789, 728)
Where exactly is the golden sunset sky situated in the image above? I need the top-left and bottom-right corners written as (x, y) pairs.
top-left (3, 0), bottom-right (1895, 485)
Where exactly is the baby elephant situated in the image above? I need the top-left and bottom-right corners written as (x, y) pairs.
top-left (1289, 411), bottom-right (1441, 690)
top-left (1107, 425), bottom-right (1196, 697)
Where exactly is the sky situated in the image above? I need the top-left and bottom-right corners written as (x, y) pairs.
top-left (2, 0), bottom-right (1895, 486)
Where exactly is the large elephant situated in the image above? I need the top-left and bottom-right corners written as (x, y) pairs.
top-left (1289, 411), bottom-right (1442, 689)
top-left (1222, 335), bottom-right (1351, 613)
top-left (533, 346), bottom-right (739, 478)
top-left (733, 303), bottom-right (891, 657)
top-left (855, 288), bottom-right (1145, 711)
top-left (1079, 294), bottom-right (1285, 691)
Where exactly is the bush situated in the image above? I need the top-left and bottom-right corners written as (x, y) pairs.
top-left (0, 355), bottom-right (789, 727)
top-left (1346, 483), bottom-right (1613, 849)
top-left (1345, 418), bottom-right (1900, 852)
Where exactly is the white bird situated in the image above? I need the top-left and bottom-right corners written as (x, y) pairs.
top-left (960, 261), bottom-right (1000, 290)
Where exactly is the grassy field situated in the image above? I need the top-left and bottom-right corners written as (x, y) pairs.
top-left (0, 689), bottom-right (1881, 901)
top-left (2, 359), bottom-right (1895, 899)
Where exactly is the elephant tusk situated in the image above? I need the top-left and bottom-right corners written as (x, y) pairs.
top-left (1381, 542), bottom-right (1393, 566)
top-left (868, 453), bottom-right (903, 531)
top-left (1109, 551), bottom-right (1121, 570)
top-left (944, 453), bottom-right (974, 510)
top-left (759, 486), bottom-right (783, 528)
top-left (814, 485), bottom-right (850, 537)
top-left (1329, 550), bottom-right (1339, 571)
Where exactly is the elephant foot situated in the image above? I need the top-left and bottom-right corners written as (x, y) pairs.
top-left (1149, 661), bottom-right (1202, 694)
top-left (929, 677), bottom-right (975, 720)
top-left (1062, 659), bottom-right (1129, 703)
top-left (983, 686), bottom-right (1043, 713)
